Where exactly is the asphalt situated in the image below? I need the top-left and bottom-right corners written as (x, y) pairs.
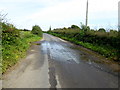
top-left (2, 33), bottom-right (120, 88)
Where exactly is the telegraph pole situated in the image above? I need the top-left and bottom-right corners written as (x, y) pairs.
top-left (118, 1), bottom-right (120, 31)
top-left (85, 0), bottom-right (88, 26)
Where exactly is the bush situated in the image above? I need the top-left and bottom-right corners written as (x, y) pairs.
top-left (31, 25), bottom-right (43, 37)
top-left (81, 24), bottom-right (90, 31)
top-left (98, 28), bottom-right (106, 32)
top-left (2, 22), bottom-right (20, 46)
top-left (71, 25), bottom-right (80, 29)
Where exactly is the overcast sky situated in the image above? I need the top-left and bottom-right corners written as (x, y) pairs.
top-left (0, 0), bottom-right (119, 31)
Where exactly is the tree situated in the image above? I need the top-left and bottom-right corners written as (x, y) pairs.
top-left (0, 12), bottom-right (8, 23)
top-left (80, 23), bottom-right (90, 31)
top-left (63, 27), bottom-right (67, 30)
top-left (71, 25), bottom-right (80, 29)
top-left (98, 28), bottom-right (106, 32)
top-left (31, 25), bottom-right (42, 37)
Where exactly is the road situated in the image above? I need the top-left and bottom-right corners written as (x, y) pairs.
top-left (2, 33), bottom-right (119, 88)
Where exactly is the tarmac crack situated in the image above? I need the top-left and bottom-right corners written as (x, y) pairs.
top-left (47, 48), bottom-right (57, 89)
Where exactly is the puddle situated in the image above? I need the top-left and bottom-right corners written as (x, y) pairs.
top-left (41, 34), bottom-right (120, 75)
top-left (68, 44), bottom-right (120, 73)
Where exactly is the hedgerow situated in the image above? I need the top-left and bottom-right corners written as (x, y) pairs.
top-left (47, 25), bottom-right (120, 61)
top-left (2, 22), bottom-right (42, 73)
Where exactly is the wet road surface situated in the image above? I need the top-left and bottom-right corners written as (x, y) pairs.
top-left (3, 33), bottom-right (119, 88)
top-left (41, 33), bottom-right (119, 88)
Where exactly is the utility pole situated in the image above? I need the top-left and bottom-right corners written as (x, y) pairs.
top-left (85, 0), bottom-right (88, 26)
top-left (118, 1), bottom-right (120, 31)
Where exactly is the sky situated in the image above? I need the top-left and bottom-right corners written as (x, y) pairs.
top-left (0, 0), bottom-right (119, 31)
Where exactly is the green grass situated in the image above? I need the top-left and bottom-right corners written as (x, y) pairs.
top-left (2, 31), bottom-right (42, 73)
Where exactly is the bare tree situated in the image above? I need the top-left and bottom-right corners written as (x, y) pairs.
top-left (0, 11), bottom-right (8, 23)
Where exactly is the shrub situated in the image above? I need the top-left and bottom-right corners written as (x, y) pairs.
top-left (71, 25), bottom-right (80, 29)
top-left (31, 25), bottom-right (42, 37)
top-left (98, 28), bottom-right (106, 32)
top-left (81, 24), bottom-right (90, 31)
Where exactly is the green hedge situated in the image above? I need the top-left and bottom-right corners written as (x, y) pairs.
top-left (47, 28), bottom-right (119, 61)
top-left (2, 23), bottom-right (42, 73)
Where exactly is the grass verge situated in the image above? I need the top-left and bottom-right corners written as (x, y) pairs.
top-left (2, 31), bottom-right (42, 73)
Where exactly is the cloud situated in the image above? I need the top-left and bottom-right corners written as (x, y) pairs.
top-left (29, 1), bottom-right (83, 20)
top-left (89, 0), bottom-right (118, 12)
top-left (26, 0), bottom-right (118, 30)
top-left (27, 0), bottom-right (86, 27)
top-left (0, 0), bottom-right (119, 30)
